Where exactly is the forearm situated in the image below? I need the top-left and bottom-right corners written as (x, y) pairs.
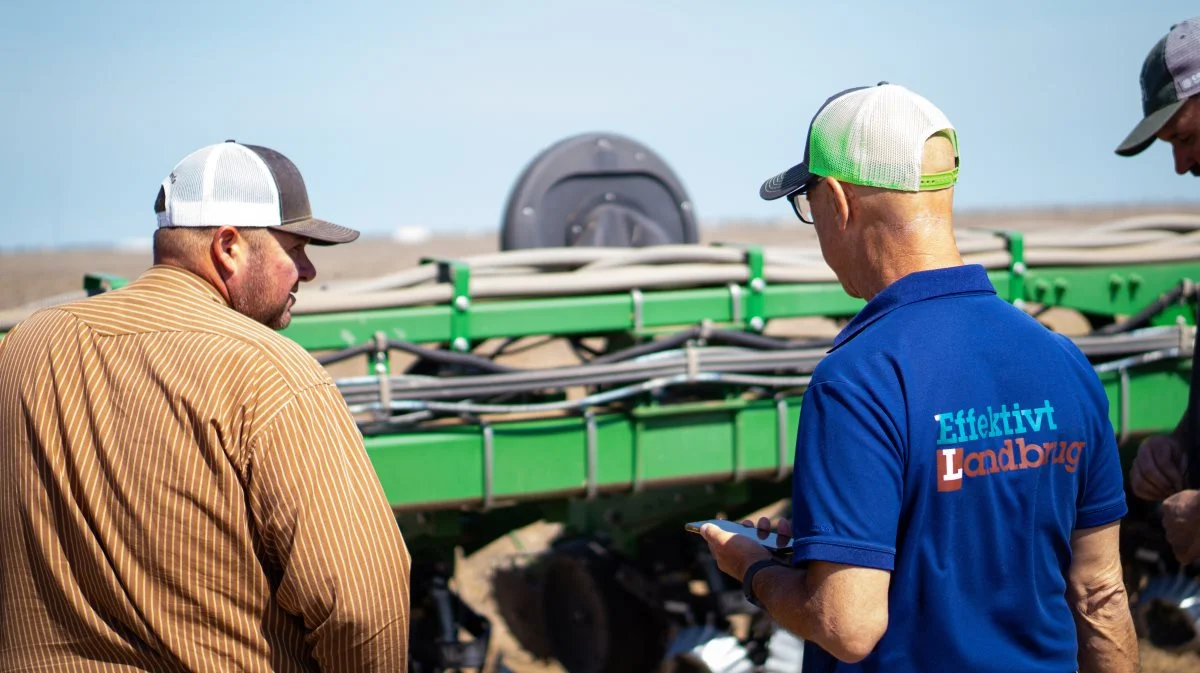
top-left (1070, 578), bottom-right (1138, 673)
top-left (755, 566), bottom-right (820, 641)
top-left (754, 564), bottom-right (885, 664)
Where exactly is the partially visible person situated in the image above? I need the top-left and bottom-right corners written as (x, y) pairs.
top-left (701, 83), bottom-right (1137, 673)
top-left (0, 141), bottom-right (411, 672)
top-left (1117, 16), bottom-right (1200, 565)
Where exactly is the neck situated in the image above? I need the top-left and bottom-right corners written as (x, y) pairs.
top-left (850, 215), bottom-right (963, 300)
top-left (157, 257), bottom-right (232, 304)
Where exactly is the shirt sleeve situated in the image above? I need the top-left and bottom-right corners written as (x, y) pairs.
top-left (245, 382), bottom-right (411, 673)
top-left (790, 379), bottom-right (904, 571)
top-left (1055, 335), bottom-right (1128, 530)
top-left (1074, 374), bottom-right (1128, 530)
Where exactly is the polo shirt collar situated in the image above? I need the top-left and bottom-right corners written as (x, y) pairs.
top-left (830, 264), bottom-right (996, 352)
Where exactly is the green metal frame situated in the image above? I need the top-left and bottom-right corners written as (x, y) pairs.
top-left (3, 259), bottom-right (1194, 348)
top-left (362, 366), bottom-right (1189, 511)
top-left (366, 395), bottom-right (802, 512)
top-left (0, 245), bottom-right (1195, 556)
top-left (270, 260), bottom-right (1197, 352)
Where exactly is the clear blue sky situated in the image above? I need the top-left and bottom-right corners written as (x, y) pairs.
top-left (1, 1), bottom-right (1197, 250)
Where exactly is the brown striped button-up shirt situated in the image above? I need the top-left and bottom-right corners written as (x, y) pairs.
top-left (0, 265), bottom-right (410, 672)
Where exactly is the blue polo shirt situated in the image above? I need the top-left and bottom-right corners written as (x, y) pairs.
top-left (791, 265), bottom-right (1127, 673)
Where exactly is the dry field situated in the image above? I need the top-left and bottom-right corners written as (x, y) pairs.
top-left (3, 205), bottom-right (1200, 672)
top-left (5, 201), bottom-right (1200, 313)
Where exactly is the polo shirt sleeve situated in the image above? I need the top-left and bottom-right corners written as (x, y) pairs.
top-left (790, 379), bottom-right (903, 571)
top-left (1075, 378), bottom-right (1128, 530)
top-left (1056, 335), bottom-right (1127, 530)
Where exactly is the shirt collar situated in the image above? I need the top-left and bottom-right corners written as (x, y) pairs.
top-left (830, 264), bottom-right (996, 352)
top-left (131, 265), bottom-right (231, 308)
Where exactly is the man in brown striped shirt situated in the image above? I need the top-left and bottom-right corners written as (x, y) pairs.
top-left (0, 142), bottom-right (411, 672)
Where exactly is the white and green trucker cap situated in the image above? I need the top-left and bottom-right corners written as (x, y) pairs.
top-left (759, 83), bottom-right (960, 200)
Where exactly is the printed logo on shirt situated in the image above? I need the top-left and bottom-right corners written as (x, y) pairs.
top-left (936, 400), bottom-right (1056, 445)
top-left (933, 399), bottom-right (1083, 492)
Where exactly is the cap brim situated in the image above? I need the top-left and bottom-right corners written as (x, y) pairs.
top-left (272, 218), bottom-right (360, 246)
top-left (759, 162), bottom-right (813, 201)
top-left (1115, 100), bottom-right (1185, 157)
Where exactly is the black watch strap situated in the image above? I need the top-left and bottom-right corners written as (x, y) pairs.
top-left (742, 558), bottom-right (782, 608)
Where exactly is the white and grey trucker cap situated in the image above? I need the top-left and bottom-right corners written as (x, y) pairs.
top-left (154, 140), bottom-right (359, 245)
top-left (1116, 17), bottom-right (1200, 157)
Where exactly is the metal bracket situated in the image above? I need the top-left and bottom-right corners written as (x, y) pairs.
top-left (481, 421), bottom-right (495, 510)
top-left (727, 283), bottom-right (743, 327)
top-left (994, 230), bottom-right (1027, 309)
top-left (372, 330), bottom-right (391, 376)
top-left (744, 246), bottom-right (766, 332)
top-left (775, 396), bottom-right (792, 481)
top-left (426, 258), bottom-right (472, 351)
top-left (630, 288), bottom-right (645, 333)
top-left (373, 331), bottom-right (391, 422)
top-left (584, 411), bottom-right (599, 500)
top-left (685, 342), bottom-right (700, 382)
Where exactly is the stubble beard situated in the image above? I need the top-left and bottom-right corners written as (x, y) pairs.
top-left (232, 265), bottom-right (293, 330)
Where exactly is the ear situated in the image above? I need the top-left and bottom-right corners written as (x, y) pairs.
top-left (824, 178), bottom-right (852, 232)
top-left (211, 226), bottom-right (248, 281)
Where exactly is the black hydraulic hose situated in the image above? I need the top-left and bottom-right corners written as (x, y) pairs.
top-left (319, 326), bottom-right (830, 375)
top-left (316, 343), bottom-right (375, 366)
top-left (1091, 282), bottom-right (1189, 336)
top-left (588, 326), bottom-right (830, 366)
top-left (486, 337), bottom-right (521, 358)
top-left (385, 339), bottom-right (518, 373)
top-left (315, 339), bottom-right (517, 373)
top-left (709, 328), bottom-right (832, 351)
top-left (489, 335), bottom-right (556, 357)
top-left (568, 337), bottom-right (603, 361)
top-left (586, 328), bottom-right (700, 365)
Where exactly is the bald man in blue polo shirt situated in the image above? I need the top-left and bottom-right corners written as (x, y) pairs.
top-left (701, 84), bottom-right (1138, 673)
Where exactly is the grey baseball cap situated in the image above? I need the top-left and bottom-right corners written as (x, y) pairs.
top-left (1116, 18), bottom-right (1200, 157)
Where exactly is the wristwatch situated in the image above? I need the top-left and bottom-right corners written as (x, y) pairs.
top-left (742, 558), bottom-right (782, 608)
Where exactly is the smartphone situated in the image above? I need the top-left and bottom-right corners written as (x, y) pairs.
top-left (686, 518), bottom-right (793, 555)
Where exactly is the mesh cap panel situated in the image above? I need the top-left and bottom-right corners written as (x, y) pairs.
top-left (1167, 18), bottom-right (1200, 97)
top-left (212, 145), bottom-right (276, 205)
top-left (171, 149), bottom-right (208, 204)
top-left (156, 143), bottom-right (282, 228)
top-left (807, 85), bottom-right (956, 192)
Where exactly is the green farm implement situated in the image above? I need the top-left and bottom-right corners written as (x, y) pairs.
top-left (2, 133), bottom-right (1198, 672)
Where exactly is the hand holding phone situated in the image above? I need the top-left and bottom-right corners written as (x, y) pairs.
top-left (686, 518), bottom-right (793, 556)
